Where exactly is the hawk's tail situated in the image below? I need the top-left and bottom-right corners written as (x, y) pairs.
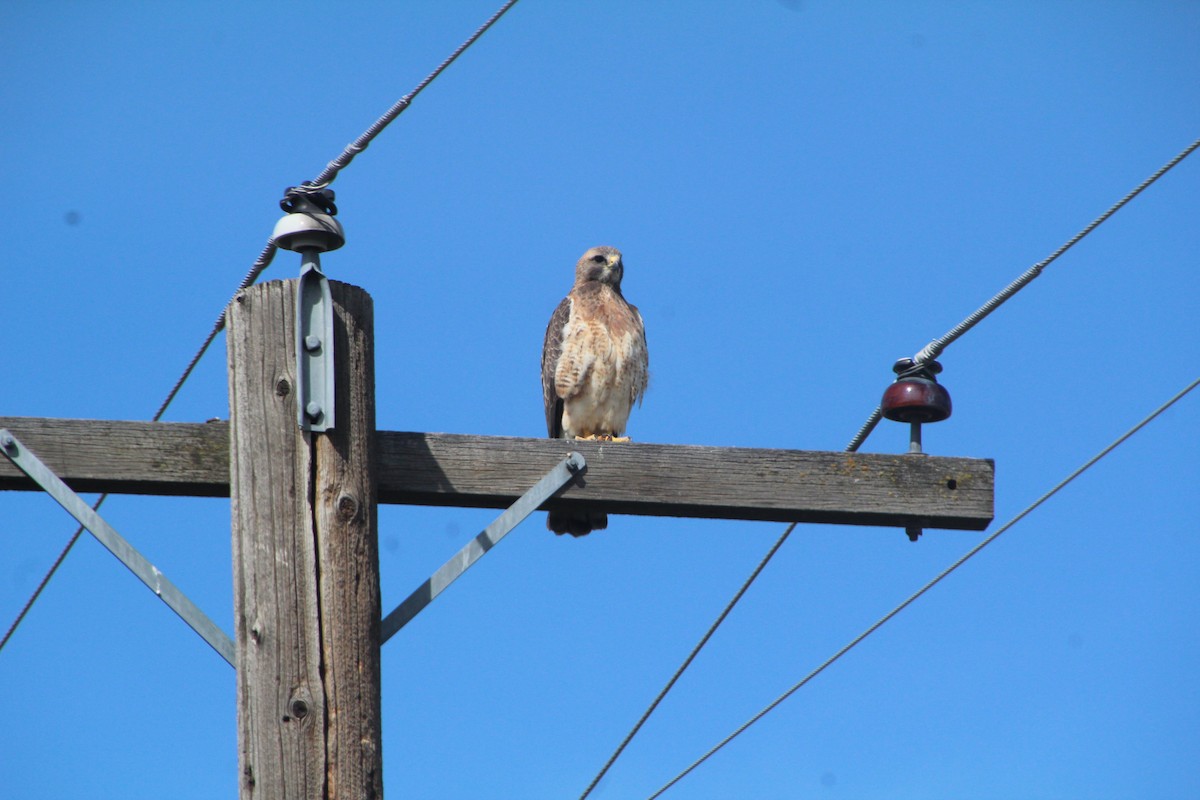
top-left (547, 510), bottom-right (608, 537)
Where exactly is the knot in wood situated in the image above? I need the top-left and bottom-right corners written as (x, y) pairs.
top-left (290, 699), bottom-right (309, 719)
top-left (274, 378), bottom-right (291, 397)
top-left (337, 492), bottom-right (360, 521)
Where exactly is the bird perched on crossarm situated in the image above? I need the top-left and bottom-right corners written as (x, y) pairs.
top-left (541, 245), bottom-right (649, 536)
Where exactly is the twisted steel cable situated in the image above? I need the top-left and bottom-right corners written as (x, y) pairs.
top-left (0, 0), bottom-right (522, 657)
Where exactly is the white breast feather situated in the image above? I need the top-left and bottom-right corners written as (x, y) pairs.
top-left (556, 315), bottom-right (646, 439)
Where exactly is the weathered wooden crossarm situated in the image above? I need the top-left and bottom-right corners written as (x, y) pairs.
top-left (0, 417), bottom-right (231, 497)
top-left (0, 416), bottom-right (993, 530)
top-left (379, 432), bottom-right (993, 529)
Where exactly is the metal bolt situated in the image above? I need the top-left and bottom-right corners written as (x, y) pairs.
top-left (304, 334), bottom-right (322, 352)
top-left (0, 432), bottom-right (14, 453)
top-left (908, 421), bottom-right (923, 455)
top-left (305, 401), bottom-right (323, 422)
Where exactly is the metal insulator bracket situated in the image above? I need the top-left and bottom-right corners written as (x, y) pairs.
top-left (379, 451), bottom-right (587, 643)
top-left (0, 429), bottom-right (235, 666)
top-left (296, 255), bottom-right (335, 432)
top-left (880, 358), bottom-right (954, 543)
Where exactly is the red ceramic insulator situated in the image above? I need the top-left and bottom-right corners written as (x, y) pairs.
top-left (881, 377), bottom-right (952, 423)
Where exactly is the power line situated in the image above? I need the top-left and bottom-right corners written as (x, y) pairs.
top-left (0, 0), bottom-right (521, 658)
top-left (845, 135), bottom-right (1200, 453)
top-left (156, 0), bottom-right (523, 424)
top-left (648, 374), bottom-right (1200, 799)
top-left (0, 514), bottom-right (88, 654)
top-left (579, 134), bottom-right (1200, 794)
top-left (307, 0), bottom-right (521, 191)
top-left (580, 409), bottom-right (874, 798)
top-left (579, 522), bottom-right (798, 800)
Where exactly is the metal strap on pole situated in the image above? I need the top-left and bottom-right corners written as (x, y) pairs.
top-left (0, 429), bottom-right (235, 666)
top-left (380, 451), bottom-right (585, 644)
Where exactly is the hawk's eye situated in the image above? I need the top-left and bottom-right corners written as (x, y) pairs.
top-left (591, 254), bottom-right (607, 264)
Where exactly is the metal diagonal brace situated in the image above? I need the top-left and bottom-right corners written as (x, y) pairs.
top-left (0, 429), bottom-right (236, 667)
top-left (380, 451), bottom-right (586, 644)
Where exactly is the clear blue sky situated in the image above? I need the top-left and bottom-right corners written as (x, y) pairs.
top-left (3, 2), bottom-right (1198, 798)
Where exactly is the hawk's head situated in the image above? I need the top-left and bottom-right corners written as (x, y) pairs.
top-left (575, 245), bottom-right (624, 289)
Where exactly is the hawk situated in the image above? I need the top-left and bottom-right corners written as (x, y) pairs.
top-left (541, 246), bottom-right (649, 536)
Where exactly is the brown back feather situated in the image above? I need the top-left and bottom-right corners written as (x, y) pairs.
top-left (541, 296), bottom-right (572, 437)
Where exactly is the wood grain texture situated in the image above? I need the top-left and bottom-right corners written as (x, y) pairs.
top-left (376, 433), bottom-right (993, 530)
top-left (226, 279), bottom-right (382, 800)
top-left (315, 282), bottom-right (382, 800)
top-left (0, 421), bottom-right (993, 531)
top-left (0, 416), bottom-right (229, 497)
top-left (227, 280), bottom-right (326, 800)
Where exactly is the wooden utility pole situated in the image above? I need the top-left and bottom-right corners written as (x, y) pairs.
top-left (0, 278), bottom-right (996, 800)
top-left (227, 279), bottom-right (382, 800)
